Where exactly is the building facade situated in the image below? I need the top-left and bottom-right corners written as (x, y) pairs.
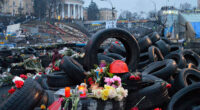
top-left (1, 0), bottom-right (33, 15)
top-left (99, 8), bottom-right (117, 20)
top-left (60, 0), bottom-right (84, 20)
top-left (198, 0), bottom-right (200, 9)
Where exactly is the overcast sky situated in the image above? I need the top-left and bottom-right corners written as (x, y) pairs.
top-left (84, 0), bottom-right (197, 14)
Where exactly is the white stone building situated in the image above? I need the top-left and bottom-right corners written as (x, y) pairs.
top-left (60, 0), bottom-right (84, 20)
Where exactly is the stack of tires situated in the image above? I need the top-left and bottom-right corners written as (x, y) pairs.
top-left (82, 29), bottom-right (200, 110)
top-left (0, 78), bottom-right (55, 110)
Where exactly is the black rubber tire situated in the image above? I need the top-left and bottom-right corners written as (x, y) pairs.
top-left (138, 52), bottom-right (150, 69)
top-left (98, 53), bottom-right (114, 64)
top-left (24, 47), bottom-right (37, 55)
top-left (155, 40), bottom-right (170, 56)
top-left (74, 57), bottom-right (84, 66)
top-left (148, 46), bottom-right (164, 62)
top-left (39, 55), bottom-right (52, 68)
top-left (83, 28), bottom-right (140, 71)
top-left (149, 32), bottom-right (160, 44)
top-left (167, 83), bottom-right (200, 110)
top-left (126, 81), bottom-right (170, 110)
top-left (174, 68), bottom-right (200, 91)
top-left (0, 47), bottom-right (12, 58)
top-left (169, 45), bottom-right (184, 53)
top-left (41, 78), bottom-right (49, 90)
top-left (138, 36), bottom-right (152, 52)
top-left (45, 90), bottom-right (55, 106)
top-left (60, 56), bottom-right (86, 83)
top-left (142, 59), bottom-right (177, 80)
top-left (105, 53), bottom-right (124, 60)
top-left (47, 71), bottom-right (77, 87)
top-left (187, 63), bottom-right (198, 69)
top-left (10, 66), bottom-right (26, 76)
top-left (182, 50), bottom-right (200, 69)
top-left (108, 43), bottom-right (126, 57)
top-left (0, 86), bottom-right (12, 104)
top-left (165, 52), bottom-right (187, 69)
top-left (0, 78), bottom-right (44, 110)
top-left (161, 37), bottom-right (172, 44)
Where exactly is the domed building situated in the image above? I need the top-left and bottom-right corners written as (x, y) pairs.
top-left (60, 0), bottom-right (84, 20)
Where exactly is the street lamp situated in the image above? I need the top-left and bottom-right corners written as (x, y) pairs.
top-left (101, 0), bottom-right (115, 27)
top-left (151, 0), bottom-right (157, 20)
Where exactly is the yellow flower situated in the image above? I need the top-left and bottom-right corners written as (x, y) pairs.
top-left (102, 89), bottom-right (109, 96)
top-left (104, 85), bottom-right (112, 90)
top-left (101, 88), bottom-right (109, 101)
top-left (40, 104), bottom-right (46, 109)
top-left (101, 94), bottom-right (108, 101)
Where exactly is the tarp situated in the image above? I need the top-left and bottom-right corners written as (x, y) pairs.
top-left (191, 22), bottom-right (200, 38)
top-left (179, 13), bottom-right (200, 39)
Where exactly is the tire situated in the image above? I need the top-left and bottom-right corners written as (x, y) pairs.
top-left (108, 43), bottom-right (126, 57)
top-left (161, 37), bottom-right (172, 44)
top-left (83, 28), bottom-right (140, 71)
top-left (60, 56), bottom-right (86, 83)
top-left (182, 50), bottom-right (200, 69)
top-left (169, 45), bottom-right (184, 53)
top-left (0, 78), bottom-right (44, 110)
top-left (98, 53), bottom-right (114, 64)
top-left (39, 55), bottom-right (52, 68)
top-left (155, 40), bottom-right (170, 56)
top-left (24, 47), bottom-right (37, 55)
top-left (0, 86), bottom-right (12, 104)
top-left (74, 57), bottom-right (84, 66)
top-left (167, 83), bottom-right (200, 110)
top-left (142, 59), bottom-right (177, 80)
top-left (165, 52), bottom-right (187, 69)
top-left (76, 98), bottom-right (124, 110)
top-left (187, 63), bottom-right (197, 69)
top-left (0, 47), bottom-right (12, 58)
top-left (105, 53), bottom-right (124, 60)
top-left (126, 81), bottom-right (170, 110)
top-left (10, 66), bottom-right (26, 76)
top-left (149, 32), bottom-right (160, 44)
top-left (138, 52), bottom-right (150, 69)
top-left (148, 46), bottom-right (164, 62)
top-left (45, 90), bottom-right (55, 106)
top-left (47, 71), bottom-right (77, 87)
top-left (41, 78), bottom-right (49, 90)
top-left (138, 36), bottom-right (152, 52)
top-left (174, 68), bottom-right (200, 91)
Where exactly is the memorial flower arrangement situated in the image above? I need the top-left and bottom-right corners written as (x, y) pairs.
top-left (86, 60), bottom-right (128, 101)
top-left (7, 75), bottom-right (27, 94)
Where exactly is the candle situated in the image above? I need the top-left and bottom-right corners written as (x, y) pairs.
top-left (65, 87), bottom-right (70, 98)
top-left (78, 86), bottom-right (86, 98)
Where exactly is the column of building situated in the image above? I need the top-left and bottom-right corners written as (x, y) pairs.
top-left (62, 2), bottom-right (83, 20)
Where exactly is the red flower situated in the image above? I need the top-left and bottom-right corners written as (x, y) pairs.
top-left (20, 74), bottom-right (27, 79)
top-left (8, 88), bottom-right (16, 94)
top-left (43, 73), bottom-right (47, 75)
top-left (88, 77), bottom-right (93, 82)
top-left (89, 81), bottom-right (94, 85)
top-left (38, 72), bottom-right (43, 75)
top-left (54, 67), bottom-right (60, 71)
top-left (166, 84), bottom-right (172, 89)
top-left (14, 80), bottom-right (24, 88)
top-left (131, 107), bottom-right (139, 110)
top-left (154, 108), bottom-right (162, 110)
top-left (129, 75), bottom-right (136, 80)
top-left (135, 76), bottom-right (141, 80)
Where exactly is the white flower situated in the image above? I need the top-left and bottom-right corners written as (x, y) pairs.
top-left (115, 94), bottom-right (123, 101)
top-left (93, 89), bottom-right (102, 99)
top-left (12, 76), bottom-right (24, 83)
top-left (108, 88), bottom-right (117, 99)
